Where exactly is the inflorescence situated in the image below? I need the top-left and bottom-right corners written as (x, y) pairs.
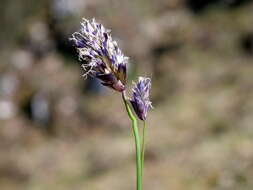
top-left (70, 18), bottom-right (128, 92)
top-left (130, 77), bottom-right (152, 120)
top-left (71, 18), bottom-right (152, 119)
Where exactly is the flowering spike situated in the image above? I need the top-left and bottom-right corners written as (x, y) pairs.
top-left (130, 77), bottom-right (152, 120)
top-left (70, 18), bottom-right (128, 92)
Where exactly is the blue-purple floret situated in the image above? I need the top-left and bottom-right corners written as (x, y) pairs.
top-left (130, 77), bottom-right (152, 120)
top-left (70, 18), bottom-right (128, 92)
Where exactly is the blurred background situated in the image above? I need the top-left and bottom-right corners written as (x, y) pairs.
top-left (1, 0), bottom-right (253, 189)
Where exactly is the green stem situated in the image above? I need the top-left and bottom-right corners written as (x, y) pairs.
top-left (141, 121), bottom-right (147, 177)
top-left (122, 92), bottom-right (142, 190)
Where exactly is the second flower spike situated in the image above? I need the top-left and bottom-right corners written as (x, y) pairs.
top-left (130, 77), bottom-right (152, 120)
top-left (70, 18), bottom-right (128, 92)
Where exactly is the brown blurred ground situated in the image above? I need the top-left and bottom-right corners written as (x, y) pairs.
top-left (1, 0), bottom-right (253, 189)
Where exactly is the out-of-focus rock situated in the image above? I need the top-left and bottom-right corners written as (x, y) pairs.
top-left (27, 21), bottom-right (54, 58)
top-left (52, 0), bottom-right (88, 18)
top-left (30, 92), bottom-right (51, 127)
top-left (0, 100), bottom-right (16, 120)
top-left (56, 95), bottom-right (78, 117)
top-left (10, 50), bottom-right (34, 71)
top-left (0, 73), bottom-right (19, 97)
top-left (141, 11), bottom-right (192, 48)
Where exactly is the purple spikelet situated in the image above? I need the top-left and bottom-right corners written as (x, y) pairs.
top-left (130, 77), bottom-right (152, 120)
top-left (70, 18), bottom-right (128, 92)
